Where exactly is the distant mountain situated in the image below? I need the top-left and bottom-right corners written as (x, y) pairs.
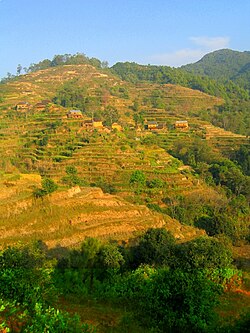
top-left (181, 49), bottom-right (250, 84)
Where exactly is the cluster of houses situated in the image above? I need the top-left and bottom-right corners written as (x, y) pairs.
top-left (144, 119), bottom-right (189, 131)
top-left (67, 109), bottom-right (123, 132)
top-left (14, 103), bottom-right (189, 132)
top-left (15, 100), bottom-right (51, 112)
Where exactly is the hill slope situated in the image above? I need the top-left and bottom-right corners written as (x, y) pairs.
top-left (181, 49), bottom-right (250, 84)
top-left (0, 174), bottom-right (205, 248)
top-left (0, 63), bottom-right (247, 247)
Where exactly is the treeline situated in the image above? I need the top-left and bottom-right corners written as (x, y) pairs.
top-left (111, 62), bottom-right (249, 100)
top-left (25, 53), bottom-right (108, 73)
top-left (1, 230), bottom-right (249, 332)
top-left (1, 53), bottom-right (109, 82)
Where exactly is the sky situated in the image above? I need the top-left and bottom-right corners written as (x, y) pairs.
top-left (0, 0), bottom-right (250, 79)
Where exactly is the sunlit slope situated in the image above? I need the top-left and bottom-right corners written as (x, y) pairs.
top-left (0, 174), bottom-right (204, 248)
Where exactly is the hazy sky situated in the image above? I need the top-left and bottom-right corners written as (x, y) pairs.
top-left (0, 0), bottom-right (249, 78)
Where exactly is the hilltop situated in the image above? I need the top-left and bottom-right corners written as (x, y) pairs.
top-left (181, 49), bottom-right (250, 84)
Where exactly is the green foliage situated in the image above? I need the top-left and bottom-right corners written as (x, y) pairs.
top-left (103, 105), bottom-right (119, 126)
top-left (131, 228), bottom-right (176, 267)
top-left (53, 80), bottom-right (87, 109)
top-left (98, 243), bottom-right (124, 270)
top-left (0, 244), bottom-right (54, 308)
top-left (33, 177), bottom-right (58, 197)
top-left (137, 269), bottom-right (222, 332)
top-left (25, 53), bottom-right (102, 73)
top-left (209, 159), bottom-right (250, 196)
top-left (146, 178), bottom-right (164, 188)
top-left (173, 236), bottom-right (233, 271)
top-left (196, 214), bottom-right (235, 239)
top-left (171, 138), bottom-right (213, 167)
top-left (61, 166), bottom-right (86, 187)
top-left (23, 303), bottom-right (95, 333)
top-left (94, 177), bottom-right (117, 194)
top-left (233, 145), bottom-right (250, 176)
top-left (227, 312), bottom-right (250, 332)
top-left (42, 178), bottom-right (58, 193)
top-left (129, 170), bottom-right (146, 193)
top-left (182, 49), bottom-right (250, 83)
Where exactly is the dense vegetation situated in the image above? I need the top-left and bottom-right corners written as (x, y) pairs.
top-left (181, 49), bottom-right (250, 84)
top-left (0, 230), bottom-right (249, 332)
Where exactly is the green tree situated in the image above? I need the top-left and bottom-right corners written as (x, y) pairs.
top-left (103, 105), bottom-right (119, 126)
top-left (132, 228), bottom-right (176, 267)
top-left (16, 64), bottom-right (22, 75)
top-left (138, 269), bottom-right (222, 332)
top-left (173, 236), bottom-right (233, 271)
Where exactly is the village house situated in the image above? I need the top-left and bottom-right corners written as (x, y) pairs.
top-left (111, 122), bottom-right (123, 131)
top-left (175, 120), bottom-right (189, 129)
top-left (15, 101), bottom-right (30, 112)
top-left (81, 118), bottom-right (103, 130)
top-left (92, 118), bottom-right (103, 128)
top-left (34, 100), bottom-right (51, 111)
top-left (34, 102), bottom-right (47, 111)
top-left (67, 110), bottom-right (83, 119)
top-left (144, 121), bottom-right (158, 130)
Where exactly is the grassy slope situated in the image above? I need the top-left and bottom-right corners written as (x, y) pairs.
top-left (0, 64), bottom-right (248, 246)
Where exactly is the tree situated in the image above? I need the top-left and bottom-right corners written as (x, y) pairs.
top-left (132, 228), bottom-right (176, 267)
top-left (33, 178), bottom-right (58, 197)
top-left (173, 236), bottom-right (233, 271)
top-left (99, 243), bottom-right (124, 269)
top-left (139, 268), bottom-right (222, 332)
top-left (129, 170), bottom-right (146, 194)
top-left (16, 64), bottom-right (22, 76)
top-left (101, 61), bottom-right (109, 69)
top-left (103, 105), bottom-right (119, 126)
top-left (42, 178), bottom-right (58, 194)
top-left (81, 238), bottom-right (102, 290)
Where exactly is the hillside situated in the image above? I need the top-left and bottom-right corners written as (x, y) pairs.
top-left (0, 173), bottom-right (205, 249)
top-left (111, 60), bottom-right (250, 135)
top-left (181, 48), bottom-right (250, 84)
top-left (0, 62), bottom-right (249, 249)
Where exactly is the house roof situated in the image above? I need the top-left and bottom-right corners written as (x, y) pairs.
top-left (16, 101), bottom-right (29, 105)
top-left (68, 110), bottom-right (82, 114)
top-left (35, 102), bottom-right (46, 107)
top-left (147, 121), bottom-right (158, 125)
top-left (175, 120), bottom-right (188, 124)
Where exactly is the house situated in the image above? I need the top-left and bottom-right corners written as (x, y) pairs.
top-left (15, 101), bottom-right (30, 112)
top-left (111, 122), bottom-right (122, 131)
top-left (81, 118), bottom-right (103, 130)
top-left (82, 119), bottom-right (93, 129)
top-left (92, 118), bottom-right (103, 128)
top-left (175, 120), bottom-right (189, 129)
top-left (34, 102), bottom-right (47, 111)
top-left (67, 110), bottom-right (83, 119)
top-left (144, 121), bottom-right (158, 130)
